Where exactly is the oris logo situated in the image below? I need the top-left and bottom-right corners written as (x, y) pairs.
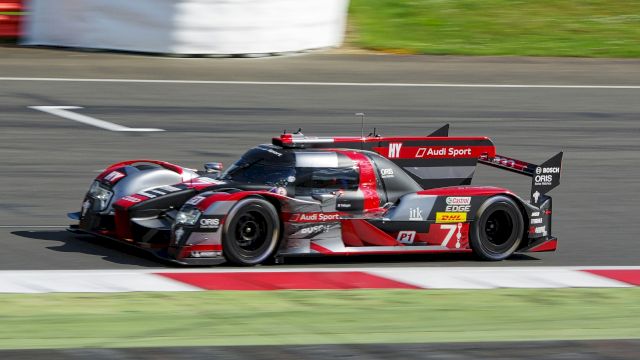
top-left (199, 218), bottom-right (220, 229)
top-left (380, 168), bottom-right (394, 178)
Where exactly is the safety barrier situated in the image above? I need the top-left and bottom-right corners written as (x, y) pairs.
top-left (0, 0), bottom-right (22, 38)
top-left (22, 0), bottom-right (350, 55)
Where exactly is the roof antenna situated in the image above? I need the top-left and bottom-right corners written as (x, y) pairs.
top-left (356, 112), bottom-right (365, 138)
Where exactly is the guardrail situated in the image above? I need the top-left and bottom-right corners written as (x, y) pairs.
top-left (0, 0), bottom-right (22, 38)
top-left (23, 0), bottom-right (350, 55)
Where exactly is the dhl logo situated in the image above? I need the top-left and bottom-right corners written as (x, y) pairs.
top-left (435, 212), bottom-right (467, 223)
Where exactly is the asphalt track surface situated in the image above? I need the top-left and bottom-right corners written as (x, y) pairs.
top-left (2, 340), bottom-right (639, 360)
top-left (1, 46), bottom-right (639, 269)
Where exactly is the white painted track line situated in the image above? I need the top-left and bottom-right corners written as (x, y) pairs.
top-left (1, 77), bottom-right (639, 89)
top-left (30, 106), bottom-right (165, 132)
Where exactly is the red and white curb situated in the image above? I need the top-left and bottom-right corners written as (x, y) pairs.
top-left (0, 267), bottom-right (639, 293)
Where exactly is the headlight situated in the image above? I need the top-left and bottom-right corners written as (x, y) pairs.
top-left (175, 208), bottom-right (201, 225)
top-left (88, 181), bottom-right (113, 211)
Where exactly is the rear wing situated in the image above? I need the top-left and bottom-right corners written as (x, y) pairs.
top-left (479, 152), bottom-right (563, 205)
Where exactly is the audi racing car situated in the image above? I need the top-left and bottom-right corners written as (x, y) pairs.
top-left (68, 125), bottom-right (563, 266)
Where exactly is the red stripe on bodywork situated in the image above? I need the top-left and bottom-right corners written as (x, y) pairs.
top-left (373, 145), bottom-right (495, 159)
top-left (527, 239), bottom-right (557, 252)
top-left (582, 269), bottom-right (640, 286)
top-left (157, 271), bottom-right (420, 290)
top-left (101, 159), bottom-right (184, 176)
top-left (418, 186), bottom-right (511, 197)
top-left (334, 150), bottom-right (380, 210)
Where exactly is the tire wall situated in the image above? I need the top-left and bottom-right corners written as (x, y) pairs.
top-left (22, 0), bottom-right (350, 55)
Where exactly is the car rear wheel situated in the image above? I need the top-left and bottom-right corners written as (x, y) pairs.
top-left (222, 198), bottom-right (280, 266)
top-left (470, 196), bottom-right (524, 261)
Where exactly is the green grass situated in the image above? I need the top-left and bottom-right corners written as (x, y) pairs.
top-left (0, 288), bottom-right (638, 349)
top-left (348, 0), bottom-right (640, 57)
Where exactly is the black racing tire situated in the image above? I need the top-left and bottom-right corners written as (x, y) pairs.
top-left (222, 197), bottom-right (280, 266)
top-left (470, 196), bottom-right (524, 261)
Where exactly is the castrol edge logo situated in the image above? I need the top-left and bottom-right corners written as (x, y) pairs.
top-left (446, 197), bottom-right (471, 205)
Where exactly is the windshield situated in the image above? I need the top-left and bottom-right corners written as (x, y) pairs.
top-left (219, 145), bottom-right (295, 186)
top-left (221, 160), bottom-right (295, 187)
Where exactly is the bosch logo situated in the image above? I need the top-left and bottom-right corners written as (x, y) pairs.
top-left (542, 167), bottom-right (560, 174)
top-left (536, 167), bottom-right (542, 174)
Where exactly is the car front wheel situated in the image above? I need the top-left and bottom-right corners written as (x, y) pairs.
top-left (222, 197), bottom-right (280, 266)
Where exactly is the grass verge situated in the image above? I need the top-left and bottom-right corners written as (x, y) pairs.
top-left (0, 288), bottom-right (638, 349)
top-left (348, 0), bottom-right (640, 57)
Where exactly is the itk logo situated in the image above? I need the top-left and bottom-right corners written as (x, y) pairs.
top-left (388, 143), bottom-right (402, 158)
top-left (409, 207), bottom-right (423, 221)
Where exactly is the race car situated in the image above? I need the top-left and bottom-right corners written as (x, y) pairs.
top-left (68, 125), bottom-right (563, 266)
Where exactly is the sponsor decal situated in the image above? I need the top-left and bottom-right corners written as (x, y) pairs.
top-left (174, 227), bottom-right (185, 243)
top-left (397, 230), bottom-right (416, 244)
top-left (534, 225), bottom-right (547, 236)
top-left (336, 202), bottom-right (352, 209)
top-left (193, 177), bottom-right (226, 185)
top-left (300, 224), bottom-right (329, 235)
top-left (270, 187), bottom-right (287, 196)
top-left (380, 168), bottom-right (395, 178)
top-left (138, 185), bottom-right (182, 199)
top-left (190, 251), bottom-right (221, 258)
top-left (290, 212), bottom-right (342, 222)
top-left (531, 211), bottom-right (540, 217)
top-left (409, 208), bottom-right (423, 221)
top-left (81, 200), bottom-right (91, 216)
top-left (104, 170), bottom-right (125, 183)
top-left (186, 195), bottom-right (206, 206)
top-left (260, 147), bottom-right (283, 157)
top-left (121, 195), bottom-right (142, 203)
top-left (199, 217), bottom-right (221, 229)
top-left (446, 205), bottom-right (470, 212)
top-left (533, 166), bottom-right (560, 187)
top-left (415, 147), bottom-right (472, 158)
top-left (532, 191), bottom-right (541, 203)
top-left (446, 197), bottom-right (471, 205)
top-left (444, 196), bottom-right (471, 212)
top-left (436, 212), bottom-right (467, 223)
top-left (388, 143), bottom-right (402, 158)
top-left (531, 218), bottom-right (543, 224)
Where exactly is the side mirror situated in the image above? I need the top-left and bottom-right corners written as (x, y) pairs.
top-left (204, 162), bottom-right (223, 176)
top-left (312, 193), bottom-right (335, 204)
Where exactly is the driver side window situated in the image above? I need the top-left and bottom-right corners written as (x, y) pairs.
top-left (295, 167), bottom-right (359, 196)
